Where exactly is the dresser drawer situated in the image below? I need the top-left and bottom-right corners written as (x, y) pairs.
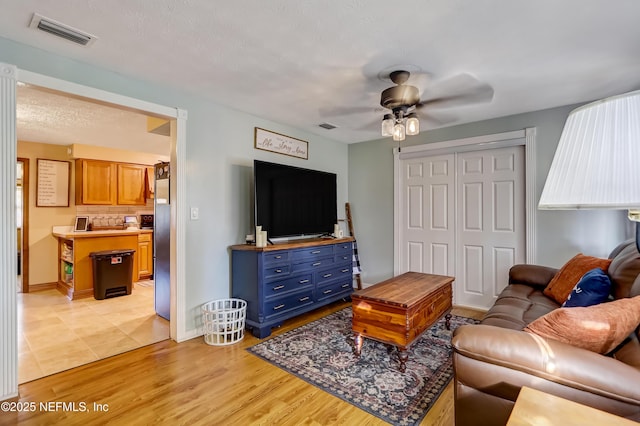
top-left (263, 264), bottom-right (290, 281)
top-left (264, 289), bottom-right (314, 319)
top-left (291, 245), bottom-right (334, 260)
top-left (334, 255), bottom-right (352, 265)
top-left (316, 280), bottom-right (353, 302)
top-left (263, 251), bottom-right (289, 265)
top-left (291, 256), bottom-right (335, 273)
top-left (315, 265), bottom-right (352, 286)
top-left (334, 242), bottom-right (352, 254)
top-left (264, 274), bottom-right (313, 298)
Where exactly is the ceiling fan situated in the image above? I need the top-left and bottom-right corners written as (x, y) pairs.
top-left (378, 70), bottom-right (494, 142)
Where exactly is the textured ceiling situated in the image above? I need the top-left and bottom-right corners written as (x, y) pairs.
top-left (17, 84), bottom-right (170, 155)
top-left (3, 0), bottom-right (640, 144)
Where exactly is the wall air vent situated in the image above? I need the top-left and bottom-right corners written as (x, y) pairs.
top-left (29, 13), bottom-right (97, 46)
top-left (319, 123), bottom-right (337, 130)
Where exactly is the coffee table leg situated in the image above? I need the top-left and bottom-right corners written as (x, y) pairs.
top-left (353, 333), bottom-right (363, 357)
top-left (445, 313), bottom-right (452, 330)
top-left (397, 348), bottom-right (408, 373)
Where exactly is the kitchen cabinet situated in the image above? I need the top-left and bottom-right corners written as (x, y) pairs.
top-left (75, 159), bottom-right (116, 205)
top-left (231, 238), bottom-right (355, 338)
top-left (137, 231), bottom-right (153, 280)
top-left (117, 163), bottom-right (146, 205)
top-left (76, 159), bottom-right (149, 206)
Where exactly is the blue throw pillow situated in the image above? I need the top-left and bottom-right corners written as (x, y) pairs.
top-left (562, 268), bottom-right (612, 307)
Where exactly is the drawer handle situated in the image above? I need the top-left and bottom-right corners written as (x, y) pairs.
top-left (341, 269), bottom-right (349, 273)
top-left (273, 285), bottom-right (285, 290)
top-left (323, 273), bottom-right (332, 278)
top-left (323, 289), bottom-right (333, 294)
top-left (342, 256), bottom-right (348, 260)
top-left (273, 304), bottom-right (285, 310)
top-left (299, 279), bottom-right (310, 284)
top-left (275, 269), bottom-right (283, 273)
top-left (311, 250), bottom-right (321, 254)
top-left (342, 283), bottom-right (350, 288)
top-left (312, 262), bottom-right (322, 266)
top-left (274, 255), bottom-right (282, 259)
top-left (299, 296), bottom-right (310, 302)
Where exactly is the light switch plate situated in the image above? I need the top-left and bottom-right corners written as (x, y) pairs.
top-left (190, 207), bottom-right (199, 220)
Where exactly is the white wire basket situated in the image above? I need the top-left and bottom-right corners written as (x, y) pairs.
top-left (201, 298), bottom-right (247, 346)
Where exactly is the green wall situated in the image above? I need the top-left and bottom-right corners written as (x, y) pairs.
top-left (348, 105), bottom-right (629, 284)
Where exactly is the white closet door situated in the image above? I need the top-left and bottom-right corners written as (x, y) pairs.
top-left (455, 146), bottom-right (525, 309)
top-left (399, 154), bottom-right (455, 276)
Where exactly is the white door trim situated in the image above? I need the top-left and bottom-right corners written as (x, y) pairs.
top-left (393, 128), bottom-right (537, 275)
top-left (1, 63), bottom-right (19, 400)
top-left (1, 63), bottom-right (189, 399)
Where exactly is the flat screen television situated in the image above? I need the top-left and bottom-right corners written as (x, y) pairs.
top-left (254, 160), bottom-right (337, 239)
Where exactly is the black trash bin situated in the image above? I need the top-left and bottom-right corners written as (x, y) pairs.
top-left (90, 249), bottom-right (135, 300)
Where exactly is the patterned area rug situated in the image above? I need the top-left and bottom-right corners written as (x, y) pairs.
top-left (248, 307), bottom-right (478, 425)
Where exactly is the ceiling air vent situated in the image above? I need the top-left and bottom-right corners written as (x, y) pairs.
top-left (319, 123), bottom-right (337, 130)
top-left (29, 13), bottom-right (97, 46)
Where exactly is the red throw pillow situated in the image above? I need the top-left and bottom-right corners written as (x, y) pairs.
top-left (543, 253), bottom-right (612, 304)
top-left (524, 296), bottom-right (640, 354)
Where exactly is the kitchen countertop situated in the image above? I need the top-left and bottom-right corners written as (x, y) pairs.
top-left (53, 226), bottom-right (153, 239)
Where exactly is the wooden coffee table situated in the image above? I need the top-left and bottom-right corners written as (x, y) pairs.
top-left (351, 271), bottom-right (454, 372)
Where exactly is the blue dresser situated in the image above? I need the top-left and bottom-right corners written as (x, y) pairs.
top-left (231, 238), bottom-right (355, 338)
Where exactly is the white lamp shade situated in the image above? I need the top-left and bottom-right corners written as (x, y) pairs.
top-left (539, 89), bottom-right (640, 210)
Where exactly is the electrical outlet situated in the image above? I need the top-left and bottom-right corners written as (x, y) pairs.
top-left (190, 207), bottom-right (199, 220)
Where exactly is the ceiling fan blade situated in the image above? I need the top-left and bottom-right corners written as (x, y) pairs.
top-left (418, 111), bottom-right (457, 127)
top-left (417, 73), bottom-right (494, 109)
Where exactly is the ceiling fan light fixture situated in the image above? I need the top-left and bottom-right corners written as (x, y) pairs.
top-left (381, 114), bottom-right (394, 137)
top-left (393, 122), bottom-right (405, 141)
top-left (406, 113), bottom-right (420, 136)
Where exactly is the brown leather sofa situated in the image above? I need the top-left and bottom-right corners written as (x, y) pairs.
top-left (452, 239), bottom-right (640, 425)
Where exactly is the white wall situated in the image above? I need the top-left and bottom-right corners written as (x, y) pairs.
top-left (349, 104), bottom-right (629, 284)
top-left (0, 36), bottom-right (349, 333)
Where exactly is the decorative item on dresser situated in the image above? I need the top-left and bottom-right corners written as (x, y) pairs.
top-left (231, 237), bottom-right (355, 338)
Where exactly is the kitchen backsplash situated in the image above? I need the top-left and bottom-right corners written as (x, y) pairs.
top-left (76, 199), bottom-right (153, 227)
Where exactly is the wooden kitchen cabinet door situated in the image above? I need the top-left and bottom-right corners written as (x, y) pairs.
top-left (76, 159), bottom-right (116, 205)
top-left (138, 232), bottom-right (153, 280)
top-left (117, 163), bottom-right (147, 205)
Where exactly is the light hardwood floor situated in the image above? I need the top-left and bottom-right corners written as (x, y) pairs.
top-left (7, 301), bottom-right (483, 425)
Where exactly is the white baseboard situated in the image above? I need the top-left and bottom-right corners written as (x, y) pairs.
top-left (176, 328), bottom-right (202, 343)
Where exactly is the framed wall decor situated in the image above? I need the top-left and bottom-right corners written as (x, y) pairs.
top-left (36, 159), bottom-right (70, 207)
top-left (254, 127), bottom-right (309, 160)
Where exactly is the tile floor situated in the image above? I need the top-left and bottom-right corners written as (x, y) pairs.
top-left (17, 280), bottom-right (170, 384)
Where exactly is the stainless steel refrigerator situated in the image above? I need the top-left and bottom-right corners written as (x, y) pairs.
top-left (154, 162), bottom-right (171, 320)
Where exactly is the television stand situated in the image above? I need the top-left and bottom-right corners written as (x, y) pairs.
top-left (231, 237), bottom-right (355, 338)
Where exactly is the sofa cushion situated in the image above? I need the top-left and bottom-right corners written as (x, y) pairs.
top-left (562, 268), bottom-right (612, 307)
top-left (524, 295), bottom-right (640, 354)
top-left (543, 253), bottom-right (612, 304)
top-left (481, 284), bottom-right (559, 329)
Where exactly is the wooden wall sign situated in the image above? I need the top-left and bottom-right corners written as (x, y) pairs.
top-left (254, 127), bottom-right (308, 160)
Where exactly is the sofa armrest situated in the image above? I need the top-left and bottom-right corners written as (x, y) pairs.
top-left (452, 324), bottom-right (640, 404)
top-left (508, 264), bottom-right (558, 289)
